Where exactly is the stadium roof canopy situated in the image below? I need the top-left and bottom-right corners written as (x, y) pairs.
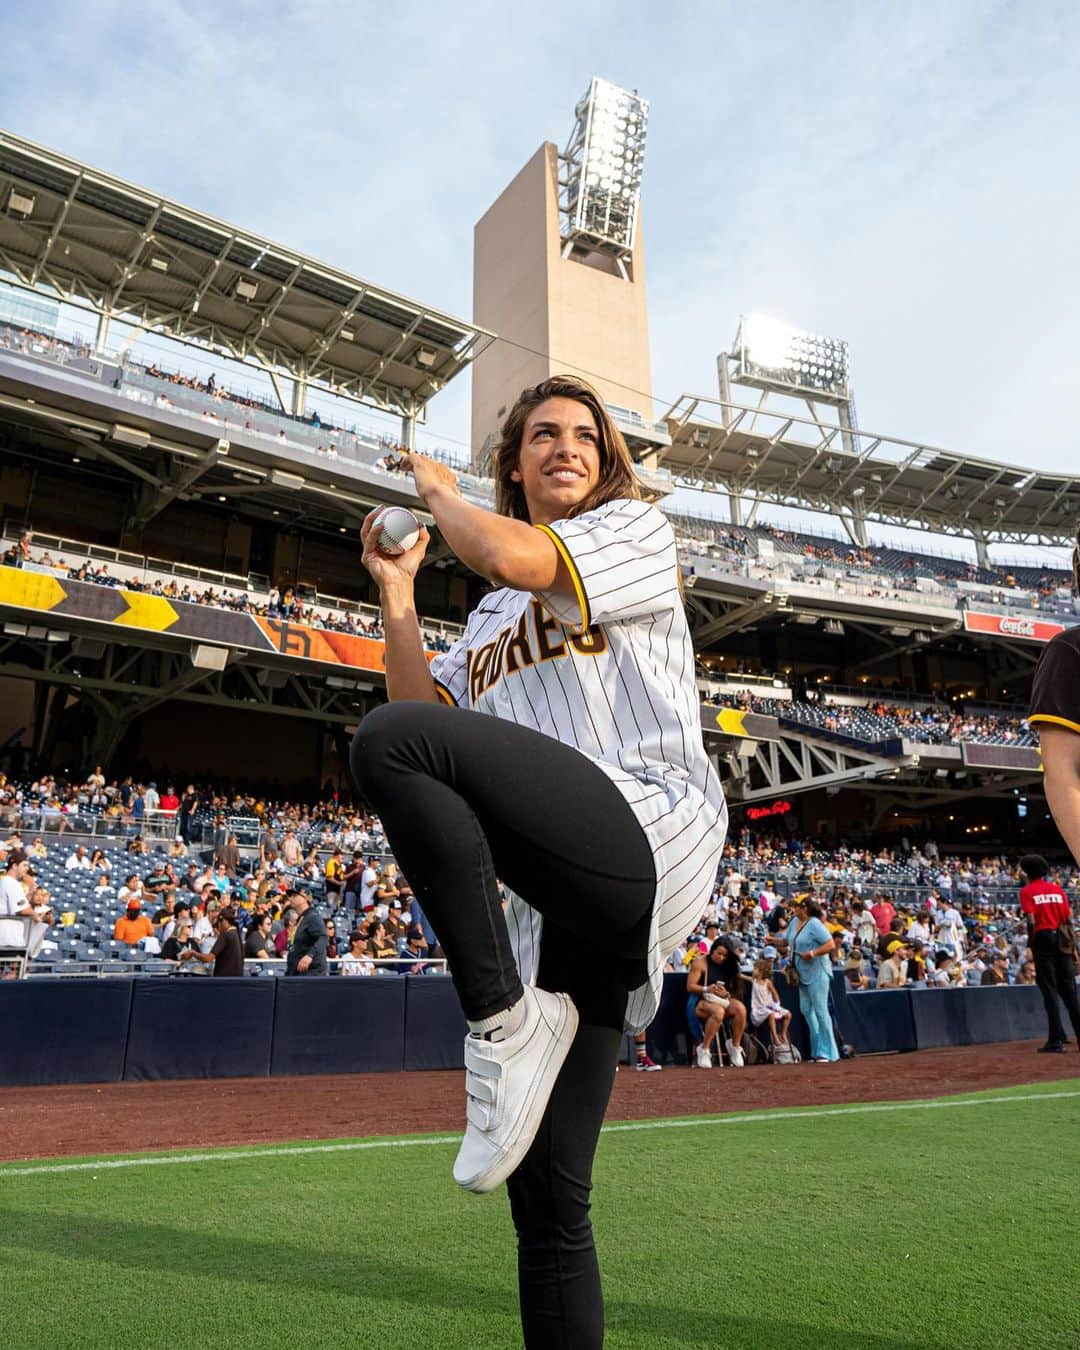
top-left (0, 132), bottom-right (494, 419)
top-left (663, 393), bottom-right (1080, 547)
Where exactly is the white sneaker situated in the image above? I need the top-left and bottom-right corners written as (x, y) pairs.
top-left (726, 1038), bottom-right (745, 1068)
top-left (453, 986), bottom-right (578, 1194)
top-left (695, 1043), bottom-right (713, 1069)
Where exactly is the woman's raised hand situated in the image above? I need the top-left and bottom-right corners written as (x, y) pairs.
top-left (407, 451), bottom-right (459, 505)
top-left (360, 509), bottom-right (430, 591)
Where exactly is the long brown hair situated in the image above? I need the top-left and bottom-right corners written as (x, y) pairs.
top-left (493, 375), bottom-right (643, 522)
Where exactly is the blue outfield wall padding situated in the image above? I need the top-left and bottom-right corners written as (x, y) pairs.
top-left (0, 978), bottom-right (133, 1086)
top-left (835, 989), bottom-right (916, 1054)
top-left (403, 976), bottom-right (466, 1070)
top-left (909, 986), bottom-right (1048, 1049)
top-left (124, 977), bottom-right (276, 1080)
top-left (270, 974), bottom-right (406, 1075)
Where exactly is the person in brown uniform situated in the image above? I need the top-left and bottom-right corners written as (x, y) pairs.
top-left (1026, 527), bottom-right (1080, 1048)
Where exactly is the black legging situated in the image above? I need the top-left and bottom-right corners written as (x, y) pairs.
top-left (1033, 928), bottom-right (1080, 1046)
top-left (350, 700), bottom-right (657, 1349)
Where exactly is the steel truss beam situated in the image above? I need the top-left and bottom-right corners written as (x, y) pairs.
top-left (721, 726), bottom-right (904, 803)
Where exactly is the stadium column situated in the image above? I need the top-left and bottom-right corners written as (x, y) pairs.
top-left (973, 534), bottom-right (990, 569)
top-left (400, 412), bottom-right (416, 452)
top-left (94, 309), bottom-right (111, 355)
top-left (290, 375), bottom-right (307, 418)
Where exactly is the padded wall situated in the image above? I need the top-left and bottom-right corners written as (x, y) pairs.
top-left (403, 976), bottom-right (466, 1070)
top-left (0, 978), bottom-right (132, 1086)
top-left (124, 977), bottom-right (276, 1080)
top-left (270, 975), bottom-right (406, 1075)
top-left (909, 985), bottom-right (1047, 1049)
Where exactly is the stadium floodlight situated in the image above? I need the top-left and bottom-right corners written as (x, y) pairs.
top-left (734, 314), bottom-right (850, 401)
top-left (560, 76), bottom-right (649, 260)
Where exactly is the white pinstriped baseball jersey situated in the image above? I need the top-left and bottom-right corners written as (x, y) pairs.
top-left (429, 496), bottom-right (728, 1031)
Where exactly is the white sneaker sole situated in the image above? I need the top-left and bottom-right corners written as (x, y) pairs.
top-left (455, 993), bottom-right (579, 1194)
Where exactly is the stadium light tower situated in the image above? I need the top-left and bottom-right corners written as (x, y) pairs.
top-left (726, 314), bottom-right (851, 405)
top-left (471, 76), bottom-right (655, 466)
top-left (717, 314), bottom-right (861, 537)
top-left (558, 77), bottom-right (649, 277)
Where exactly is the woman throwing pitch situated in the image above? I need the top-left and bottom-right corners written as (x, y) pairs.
top-left (350, 376), bottom-right (728, 1348)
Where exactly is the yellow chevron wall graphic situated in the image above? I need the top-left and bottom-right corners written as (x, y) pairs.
top-left (0, 569), bottom-right (66, 612)
top-left (112, 591), bottom-right (179, 630)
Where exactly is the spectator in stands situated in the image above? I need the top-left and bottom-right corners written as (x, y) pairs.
top-left (160, 917), bottom-right (198, 963)
top-left (215, 833), bottom-right (242, 879)
top-left (117, 874), bottom-right (143, 907)
top-left (274, 905), bottom-right (298, 956)
top-left (113, 899), bottom-right (153, 946)
top-left (159, 784), bottom-right (180, 817)
top-left (359, 855), bottom-right (380, 910)
top-left (0, 851), bottom-right (50, 960)
top-left (775, 897), bottom-right (839, 1063)
top-left (1017, 959), bottom-right (1037, 986)
top-left (281, 829), bottom-right (303, 868)
top-left (65, 845), bottom-right (91, 871)
top-left (341, 850), bottom-right (365, 912)
top-left (339, 930), bottom-right (375, 976)
top-left (178, 785), bottom-right (200, 844)
top-left (396, 924), bottom-right (432, 974)
top-left (245, 912), bottom-right (275, 960)
top-left (285, 892), bottom-right (327, 976)
top-left (367, 918), bottom-right (397, 963)
top-left (178, 906), bottom-right (244, 976)
top-left (876, 940), bottom-right (909, 989)
top-left (928, 950), bottom-right (963, 987)
top-left (143, 861), bottom-right (174, 898)
top-left (844, 950), bottom-right (870, 991)
top-left (324, 918), bottom-right (340, 960)
top-left (193, 896), bottom-right (220, 950)
top-left (869, 893), bottom-right (896, 937)
top-left (89, 847), bottom-right (111, 874)
top-left (27, 837), bottom-right (47, 859)
top-left (325, 849), bottom-right (345, 904)
top-left (980, 952), bottom-right (1011, 986)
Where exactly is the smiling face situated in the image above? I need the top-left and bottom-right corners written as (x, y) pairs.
top-left (509, 397), bottom-right (602, 526)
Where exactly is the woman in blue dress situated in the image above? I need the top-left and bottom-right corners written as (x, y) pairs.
top-left (777, 895), bottom-right (838, 1062)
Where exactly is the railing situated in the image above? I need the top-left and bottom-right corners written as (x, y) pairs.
top-left (2, 531), bottom-right (465, 645)
top-left (741, 875), bottom-right (1029, 908)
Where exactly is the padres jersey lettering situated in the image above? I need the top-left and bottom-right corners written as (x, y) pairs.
top-left (431, 498), bottom-right (729, 1031)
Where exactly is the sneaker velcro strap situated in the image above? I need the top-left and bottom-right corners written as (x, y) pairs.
top-left (465, 1080), bottom-right (498, 1130)
top-left (464, 1041), bottom-right (503, 1078)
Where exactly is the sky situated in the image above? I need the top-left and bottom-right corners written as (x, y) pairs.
top-left (2, 0), bottom-right (1078, 559)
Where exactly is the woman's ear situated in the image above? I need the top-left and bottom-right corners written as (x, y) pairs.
top-left (510, 468), bottom-right (522, 483)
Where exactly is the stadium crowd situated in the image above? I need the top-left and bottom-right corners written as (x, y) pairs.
top-left (3, 760), bottom-right (1076, 994)
top-left (1, 533), bottom-right (455, 654)
top-left (708, 688), bottom-right (1037, 747)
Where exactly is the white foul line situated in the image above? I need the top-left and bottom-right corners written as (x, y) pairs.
top-left (0, 1088), bottom-right (1077, 1179)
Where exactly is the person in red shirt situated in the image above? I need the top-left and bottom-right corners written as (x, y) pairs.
top-left (1018, 854), bottom-right (1080, 1054)
top-left (158, 785), bottom-right (181, 816)
top-left (869, 894), bottom-right (896, 937)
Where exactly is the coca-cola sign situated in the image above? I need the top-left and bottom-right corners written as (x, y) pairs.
top-left (962, 611), bottom-right (1067, 644)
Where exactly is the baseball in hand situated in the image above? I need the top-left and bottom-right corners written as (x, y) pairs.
top-left (372, 506), bottom-right (421, 556)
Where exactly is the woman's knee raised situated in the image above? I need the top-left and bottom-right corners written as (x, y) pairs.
top-left (349, 701), bottom-right (418, 789)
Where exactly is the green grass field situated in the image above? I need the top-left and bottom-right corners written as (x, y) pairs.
top-left (1, 1081), bottom-right (1078, 1349)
